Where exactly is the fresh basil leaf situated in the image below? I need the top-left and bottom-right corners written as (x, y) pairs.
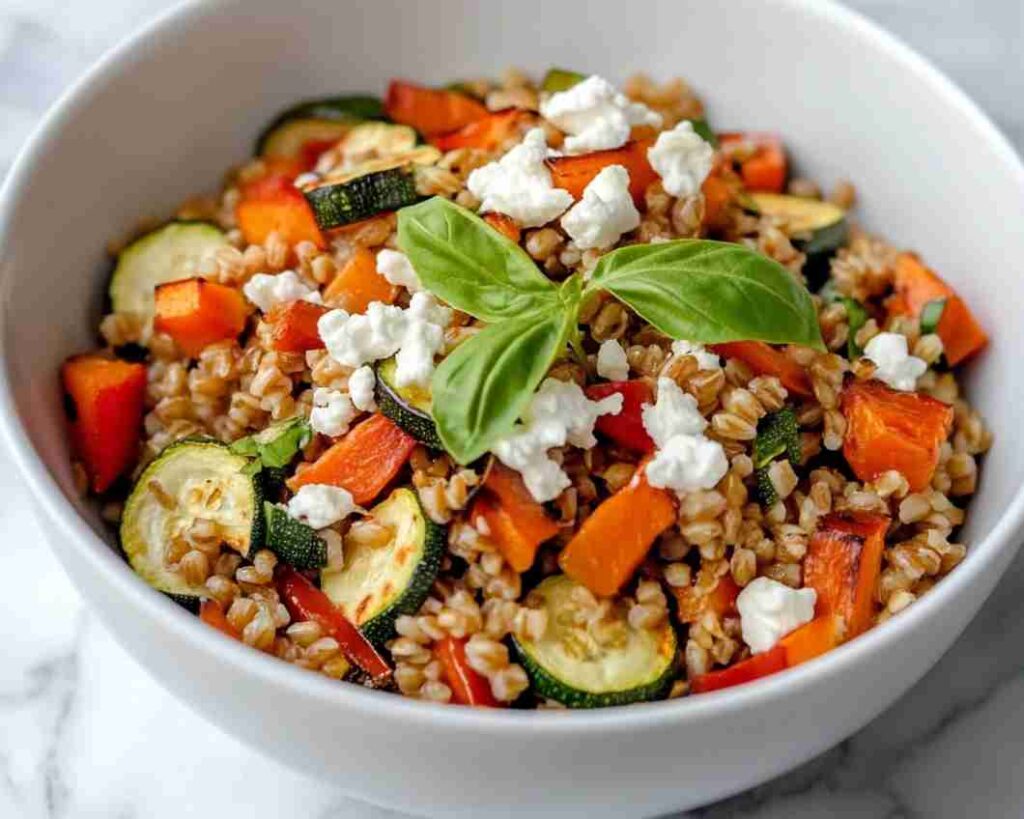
top-left (587, 239), bottom-right (825, 350)
top-left (841, 297), bottom-right (868, 359)
top-left (920, 298), bottom-right (947, 335)
top-left (431, 307), bottom-right (573, 464)
top-left (688, 118), bottom-right (718, 148)
top-left (398, 197), bottom-right (559, 322)
top-left (541, 68), bottom-right (588, 93)
top-left (230, 417), bottom-right (312, 470)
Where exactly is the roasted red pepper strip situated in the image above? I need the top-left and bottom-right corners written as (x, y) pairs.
top-left (718, 132), bottom-right (787, 193)
top-left (385, 80), bottom-right (488, 136)
top-left (690, 645), bottom-right (788, 694)
top-left (199, 599), bottom-right (240, 640)
top-left (429, 109), bottom-right (532, 152)
top-left (277, 567), bottom-right (391, 680)
top-left (585, 380), bottom-right (655, 453)
top-left (436, 636), bottom-right (498, 707)
top-left (710, 341), bottom-right (813, 399)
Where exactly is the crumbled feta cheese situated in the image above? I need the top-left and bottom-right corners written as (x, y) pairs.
top-left (641, 377), bottom-right (708, 448)
top-left (242, 270), bottom-right (322, 313)
top-left (348, 365), bottom-right (377, 412)
top-left (645, 433), bottom-right (729, 493)
top-left (492, 378), bottom-right (623, 503)
top-left (596, 339), bottom-right (630, 381)
top-left (317, 293), bottom-right (450, 389)
top-left (540, 75), bottom-right (662, 154)
top-left (642, 378), bottom-right (728, 493)
top-left (286, 484), bottom-right (358, 530)
top-left (560, 165), bottom-right (640, 250)
top-left (671, 339), bottom-right (721, 371)
top-left (647, 120), bottom-right (714, 198)
top-left (376, 249), bottom-right (421, 293)
top-left (309, 387), bottom-right (357, 438)
top-left (737, 577), bottom-right (817, 654)
top-left (466, 128), bottom-right (573, 227)
top-left (863, 332), bottom-right (927, 391)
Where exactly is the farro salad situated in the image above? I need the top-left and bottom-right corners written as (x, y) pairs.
top-left (60, 69), bottom-right (992, 708)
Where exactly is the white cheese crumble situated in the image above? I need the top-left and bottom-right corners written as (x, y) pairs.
top-left (736, 577), bottom-right (817, 654)
top-left (540, 75), bottom-right (662, 154)
top-left (492, 378), bottom-right (623, 503)
top-left (466, 128), bottom-right (573, 227)
top-left (376, 249), bottom-right (421, 293)
top-left (286, 484), bottom-right (358, 530)
top-left (242, 270), bottom-right (322, 314)
top-left (347, 365), bottom-right (377, 412)
top-left (596, 339), bottom-right (630, 381)
top-left (642, 377), bottom-right (728, 493)
top-left (647, 120), bottom-right (715, 198)
top-left (863, 332), bottom-right (928, 392)
top-left (671, 339), bottom-right (721, 371)
top-left (560, 164), bottom-right (640, 250)
top-left (309, 387), bottom-right (357, 438)
top-left (317, 293), bottom-right (451, 389)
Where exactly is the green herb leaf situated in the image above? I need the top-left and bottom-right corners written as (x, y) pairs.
top-left (687, 118), bottom-right (718, 148)
top-left (230, 417), bottom-right (312, 470)
top-left (920, 298), bottom-right (947, 336)
top-left (841, 297), bottom-right (869, 359)
top-left (587, 239), bottom-right (825, 350)
top-left (541, 68), bottom-right (587, 93)
top-left (398, 197), bottom-right (559, 322)
top-left (753, 407), bottom-right (801, 469)
top-left (431, 307), bottom-right (573, 464)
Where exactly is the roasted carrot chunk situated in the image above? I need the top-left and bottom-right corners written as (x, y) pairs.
top-left (199, 599), bottom-right (240, 640)
top-left (483, 212), bottom-right (522, 244)
top-left (673, 573), bottom-right (740, 624)
top-left (236, 173), bottom-right (325, 250)
top-left (559, 469), bottom-right (676, 597)
top-left (585, 380), bottom-right (655, 453)
top-left (547, 139), bottom-right (658, 205)
top-left (888, 252), bottom-right (988, 366)
top-left (711, 341), bottom-right (813, 398)
top-left (267, 300), bottom-right (328, 353)
top-left (701, 158), bottom-right (739, 231)
top-left (61, 355), bottom-right (147, 493)
top-left (323, 246), bottom-right (398, 313)
top-left (840, 378), bottom-right (953, 491)
top-left (779, 615), bottom-right (842, 667)
top-left (804, 511), bottom-right (890, 640)
top-left (287, 414), bottom-right (416, 505)
top-left (385, 80), bottom-right (488, 137)
top-left (430, 108), bottom-right (533, 152)
top-left (719, 132), bottom-right (787, 193)
top-left (690, 645), bottom-right (788, 694)
top-left (469, 463), bottom-right (559, 572)
top-left (437, 636), bottom-right (499, 707)
top-left (153, 278), bottom-right (248, 357)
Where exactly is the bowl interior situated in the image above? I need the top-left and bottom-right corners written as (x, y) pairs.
top-left (2, 0), bottom-right (1023, 679)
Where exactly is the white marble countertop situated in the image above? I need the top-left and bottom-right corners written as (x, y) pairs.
top-left (2, 2), bottom-right (1023, 817)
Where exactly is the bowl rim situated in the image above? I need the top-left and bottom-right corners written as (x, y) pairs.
top-left (2, 0), bottom-right (1023, 735)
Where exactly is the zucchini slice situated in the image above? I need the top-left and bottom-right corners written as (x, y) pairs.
top-left (320, 487), bottom-right (443, 645)
top-left (748, 193), bottom-right (848, 256)
top-left (255, 95), bottom-right (385, 157)
top-left (263, 501), bottom-right (327, 570)
top-left (338, 122), bottom-right (418, 161)
top-left (514, 575), bottom-right (678, 708)
top-left (374, 357), bottom-right (442, 449)
top-left (120, 439), bottom-right (264, 603)
top-left (301, 147), bottom-right (441, 229)
top-left (108, 222), bottom-right (229, 323)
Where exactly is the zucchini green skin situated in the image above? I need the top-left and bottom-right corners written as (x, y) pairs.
top-left (255, 96), bottom-right (385, 156)
top-left (263, 501), bottom-right (327, 570)
top-left (120, 438), bottom-right (264, 605)
top-left (108, 221), bottom-right (229, 322)
top-left (320, 488), bottom-right (444, 645)
top-left (513, 575), bottom-right (678, 708)
top-left (374, 358), bottom-right (443, 449)
top-left (304, 167), bottom-right (419, 229)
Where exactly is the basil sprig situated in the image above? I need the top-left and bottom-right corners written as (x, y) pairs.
top-left (398, 197), bottom-right (824, 464)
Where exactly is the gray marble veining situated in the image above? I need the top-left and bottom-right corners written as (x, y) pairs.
top-left (2, 2), bottom-right (1023, 817)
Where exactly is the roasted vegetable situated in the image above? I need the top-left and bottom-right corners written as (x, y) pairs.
top-left (840, 377), bottom-right (953, 491)
top-left (263, 501), bottom-right (327, 570)
top-left (437, 636), bottom-right (499, 707)
top-left (385, 80), bottom-right (489, 136)
top-left (323, 246), bottom-right (398, 313)
top-left (711, 341), bottom-right (813, 398)
top-left (153, 278), bottom-right (248, 357)
top-left (236, 172), bottom-right (326, 249)
top-left (266, 300), bottom-right (328, 353)
top-left (585, 380), bottom-right (656, 453)
top-left (547, 139), bottom-right (658, 205)
top-left (719, 132), bottom-right (787, 193)
top-left (430, 108), bottom-right (533, 152)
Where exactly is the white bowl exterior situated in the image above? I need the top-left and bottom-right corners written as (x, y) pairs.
top-left (2, 0), bottom-right (1023, 815)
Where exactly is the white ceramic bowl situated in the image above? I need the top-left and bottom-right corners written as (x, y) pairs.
top-left (2, 1), bottom-right (1022, 816)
